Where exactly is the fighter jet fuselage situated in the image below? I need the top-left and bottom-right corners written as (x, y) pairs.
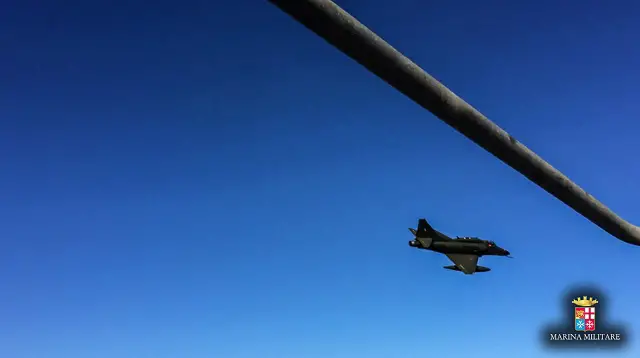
top-left (409, 236), bottom-right (510, 256)
top-left (408, 219), bottom-right (512, 274)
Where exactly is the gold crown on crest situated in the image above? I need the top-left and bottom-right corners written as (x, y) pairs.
top-left (572, 296), bottom-right (598, 307)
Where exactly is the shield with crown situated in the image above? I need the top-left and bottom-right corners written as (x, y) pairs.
top-left (573, 296), bottom-right (598, 332)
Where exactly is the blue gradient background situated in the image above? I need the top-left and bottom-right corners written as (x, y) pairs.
top-left (1, 1), bottom-right (638, 357)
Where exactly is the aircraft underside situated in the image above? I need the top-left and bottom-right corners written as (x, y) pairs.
top-left (444, 264), bottom-right (491, 274)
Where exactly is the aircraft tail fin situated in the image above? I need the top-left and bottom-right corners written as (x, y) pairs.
top-left (415, 219), bottom-right (435, 237)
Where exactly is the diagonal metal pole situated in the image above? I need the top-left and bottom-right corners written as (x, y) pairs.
top-left (268, 0), bottom-right (640, 246)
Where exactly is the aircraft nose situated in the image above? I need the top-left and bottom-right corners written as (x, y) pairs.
top-left (504, 250), bottom-right (510, 256)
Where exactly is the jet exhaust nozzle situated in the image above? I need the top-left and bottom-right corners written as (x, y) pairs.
top-left (408, 238), bottom-right (432, 249)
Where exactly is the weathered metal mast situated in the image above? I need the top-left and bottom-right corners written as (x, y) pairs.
top-left (268, 0), bottom-right (640, 246)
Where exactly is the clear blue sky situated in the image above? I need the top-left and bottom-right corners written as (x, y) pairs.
top-left (1, 0), bottom-right (638, 357)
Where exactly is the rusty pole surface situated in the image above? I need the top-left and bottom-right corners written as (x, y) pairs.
top-left (268, 0), bottom-right (640, 246)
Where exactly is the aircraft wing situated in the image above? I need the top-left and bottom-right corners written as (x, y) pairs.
top-left (445, 254), bottom-right (479, 274)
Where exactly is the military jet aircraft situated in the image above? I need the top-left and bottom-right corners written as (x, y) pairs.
top-left (408, 218), bottom-right (512, 274)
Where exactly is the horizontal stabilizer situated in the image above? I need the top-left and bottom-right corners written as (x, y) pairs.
top-left (416, 237), bottom-right (432, 248)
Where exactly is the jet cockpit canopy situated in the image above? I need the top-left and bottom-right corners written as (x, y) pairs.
top-left (457, 236), bottom-right (479, 240)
